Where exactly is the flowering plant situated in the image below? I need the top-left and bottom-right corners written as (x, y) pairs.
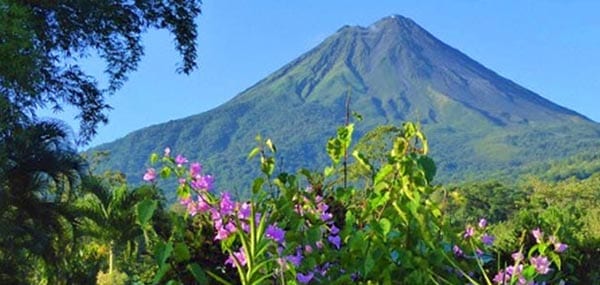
top-left (135, 122), bottom-right (568, 284)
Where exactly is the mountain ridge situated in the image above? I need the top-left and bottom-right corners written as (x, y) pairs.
top-left (91, 15), bottom-right (600, 195)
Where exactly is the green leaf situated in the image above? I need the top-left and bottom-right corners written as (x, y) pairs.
top-left (150, 153), bottom-right (159, 164)
top-left (187, 263), bottom-right (209, 284)
top-left (374, 164), bottom-right (394, 185)
top-left (417, 156), bottom-right (437, 183)
top-left (247, 147), bottom-right (261, 160)
top-left (364, 253), bottom-right (375, 276)
top-left (324, 166), bottom-right (334, 177)
top-left (379, 218), bottom-right (392, 236)
top-left (160, 166), bottom-right (171, 179)
top-left (151, 263), bottom-right (171, 285)
top-left (260, 156), bottom-right (275, 176)
top-left (173, 242), bottom-right (191, 262)
top-left (136, 199), bottom-right (158, 227)
top-left (155, 241), bottom-right (174, 266)
top-left (327, 137), bottom-right (342, 165)
top-left (353, 150), bottom-right (373, 173)
top-left (252, 177), bottom-right (265, 194)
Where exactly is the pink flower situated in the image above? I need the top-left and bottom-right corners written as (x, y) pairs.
top-left (493, 270), bottom-right (510, 284)
top-left (453, 245), bottom-right (463, 257)
top-left (143, 168), bottom-right (157, 182)
top-left (196, 196), bottom-right (211, 213)
top-left (220, 192), bottom-right (235, 215)
top-left (530, 255), bottom-right (551, 274)
top-left (532, 228), bottom-right (544, 243)
top-left (512, 251), bottom-right (524, 262)
top-left (190, 162), bottom-right (202, 177)
top-left (191, 174), bottom-right (214, 191)
top-left (554, 242), bottom-right (568, 253)
top-left (238, 202), bottom-right (251, 219)
top-left (175, 154), bottom-right (188, 167)
top-left (225, 250), bottom-right (247, 268)
top-left (215, 226), bottom-right (231, 240)
top-left (187, 201), bottom-right (198, 216)
top-left (304, 245), bottom-right (313, 254)
top-left (179, 196), bottom-right (192, 206)
top-left (464, 226), bottom-right (475, 239)
top-left (478, 218), bottom-right (487, 228)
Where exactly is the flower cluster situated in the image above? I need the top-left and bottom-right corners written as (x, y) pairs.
top-left (454, 218), bottom-right (495, 258)
top-left (492, 228), bottom-right (568, 285)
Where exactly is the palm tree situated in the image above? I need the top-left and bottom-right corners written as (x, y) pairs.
top-left (73, 171), bottom-right (164, 283)
top-left (0, 117), bottom-right (86, 283)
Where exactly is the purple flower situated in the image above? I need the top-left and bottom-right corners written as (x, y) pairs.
top-left (220, 192), bottom-right (235, 215)
top-left (493, 270), bottom-right (510, 284)
top-left (482, 233), bottom-right (495, 246)
top-left (225, 221), bottom-right (237, 233)
top-left (238, 202), bottom-right (251, 219)
top-left (453, 245), bottom-right (463, 257)
top-left (196, 196), bottom-right (211, 213)
top-left (330, 224), bottom-right (340, 235)
top-left (530, 256), bottom-right (551, 274)
top-left (297, 272), bottom-right (314, 284)
top-left (464, 226), bottom-right (475, 239)
top-left (175, 154), bottom-right (188, 166)
top-left (225, 250), bottom-right (247, 268)
top-left (321, 212), bottom-right (333, 222)
top-left (328, 235), bottom-right (341, 249)
top-left (191, 174), bottom-right (214, 191)
top-left (265, 224), bottom-right (286, 244)
top-left (506, 264), bottom-right (523, 276)
top-left (554, 242), bottom-right (568, 253)
top-left (143, 168), bottom-right (157, 182)
top-left (190, 162), bottom-right (202, 177)
top-left (478, 218), bottom-right (487, 228)
top-left (532, 228), bottom-right (544, 243)
top-left (286, 250), bottom-right (303, 267)
top-left (215, 226), bottom-right (231, 240)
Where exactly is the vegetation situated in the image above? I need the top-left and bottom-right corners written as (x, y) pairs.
top-left (2, 6), bottom-right (599, 284)
top-left (0, 0), bottom-right (201, 142)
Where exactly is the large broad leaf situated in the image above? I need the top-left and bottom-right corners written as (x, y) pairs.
top-left (417, 156), bottom-right (436, 184)
top-left (136, 199), bottom-right (158, 227)
top-left (154, 240), bottom-right (174, 266)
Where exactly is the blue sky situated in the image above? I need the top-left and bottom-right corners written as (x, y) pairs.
top-left (40, 1), bottom-right (600, 147)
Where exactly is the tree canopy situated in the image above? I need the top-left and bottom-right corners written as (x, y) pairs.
top-left (0, 0), bottom-right (201, 143)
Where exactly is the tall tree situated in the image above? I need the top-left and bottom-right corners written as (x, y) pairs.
top-left (0, 0), bottom-right (201, 143)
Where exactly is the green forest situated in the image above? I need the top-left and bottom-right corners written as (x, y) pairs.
top-left (2, 1), bottom-right (600, 284)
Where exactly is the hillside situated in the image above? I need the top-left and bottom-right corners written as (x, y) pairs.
top-left (91, 15), bottom-right (600, 195)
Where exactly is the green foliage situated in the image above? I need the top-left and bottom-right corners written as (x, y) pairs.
top-left (96, 269), bottom-right (128, 285)
top-left (0, 0), bottom-right (201, 142)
